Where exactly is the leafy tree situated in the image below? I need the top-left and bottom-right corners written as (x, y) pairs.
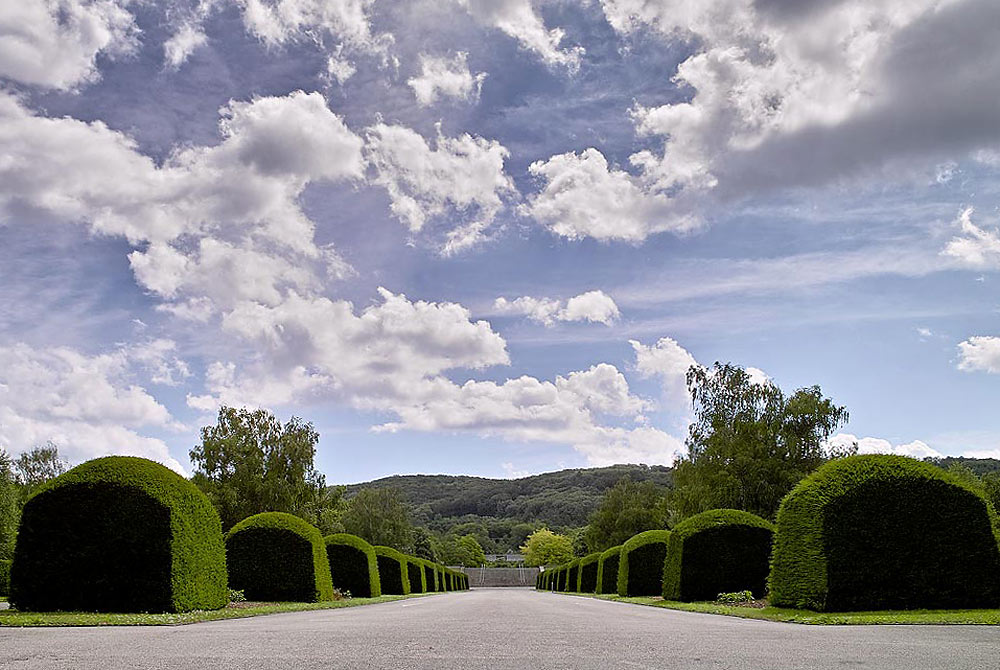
top-left (412, 527), bottom-right (436, 561)
top-left (341, 487), bottom-right (414, 551)
top-left (670, 363), bottom-right (850, 521)
top-left (457, 534), bottom-right (487, 566)
top-left (520, 528), bottom-right (573, 566)
top-left (189, 406), bottom-right (326, 530)
top-left (305, 485), bottom-right (347, 536)
top-left (0, 448), bottom-right (18, 561)
top-left (14, 443), bottom-right (67, 498)
top-left (584, 477), bottom-right (668, 552)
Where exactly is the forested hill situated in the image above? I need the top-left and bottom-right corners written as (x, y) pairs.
top-left (343, 464), bottom-right (673, 530)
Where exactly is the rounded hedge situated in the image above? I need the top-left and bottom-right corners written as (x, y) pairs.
top-left (227, 512), bottom-right (333, 602)
top-left (406, 557), bottom-right (426, 593)
top-left (10, 456), bottom-right (227, 613)
top-left (596, 545), bottom-right (621, 595)
top-left (769, 454), bottom-right (1000, 611)
top-left (578, 552), bottom-right (601, 593)
top-left (618, 530), bottom-right (671, 597)
top-left (374, 546), bottom-right (411, 595)
top-left (435, 565), bottom-right (446, 591)
top-left (662, 509), bottom-right (774, 602)
top-left (420, 560), bottom-right (437, 592)
top-left (324, 533), bottom-right (381, 598)
top-left (564, 559), bottom-right (580, 592)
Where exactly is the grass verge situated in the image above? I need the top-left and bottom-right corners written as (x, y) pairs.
top-left (549, 592), bottom-right (1000, 625)
top-left (0, 593), bottom-right (432, 627)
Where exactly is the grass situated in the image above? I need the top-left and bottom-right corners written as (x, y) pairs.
top-left (550, 592), bottom-right (1000, 625)
top-left (0, 593), bottom-right (433, 627)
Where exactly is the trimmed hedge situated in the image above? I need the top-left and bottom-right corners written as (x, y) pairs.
top-left (596, 545), bottom-right (621, 595)
top-left (10, 456), bottom-right (227, 613)
top-left (770, 454), bottom-right (1000, 611)
top-left (578, 552), bottom-right (601, 593)
top-left (407, 557), bottom-right (426, 593)
top-left (375, 547), bottom-right (411, 595)
top-left (0, 559), bottom-right (9, 597)
top-left (436, 565), bottom-right (446, 591)
top-left (662, 509), bottom-right (775, 601)
top-left (564, 559), bottom-right (580, 592)
top-left (618, 530), bottom-right (671, 597)
top-left (421, 561), bottom-right (438, 592)
top-left (227, 512), bottom-right (333, 602)
top-left (324, 533), bottom-right (381, 598)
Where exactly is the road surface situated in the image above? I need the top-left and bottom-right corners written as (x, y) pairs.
top-left (1, 588), bottom-right (997, 669)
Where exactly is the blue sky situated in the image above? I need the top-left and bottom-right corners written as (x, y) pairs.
top-left (2, 0), bottom-right (1000, 483)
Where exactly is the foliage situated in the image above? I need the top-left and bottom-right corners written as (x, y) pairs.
top-left (596, 545), bottom-right (621, 595)
top-left (564, 559), bottom-right (580, 592)
top-left (617, 530), bottom-right (671, 597)
top-left (13, 443), bottom-right (67, 498)
top-left (457, 534), bottom-right (486, 566)
top-left (0, 449), bottom-right (17, 562)
top-left (412, 527), bottom-right (436, 561)
top-left (520, 528), bottom-right (574, 566)
top-left (190, 406), bottom-right (327, 531)
top-left (11, 456), bottom-right (227, 613)
top-left (578, 552), bottom-right (601, 593)
top-left (716, 590), bottom-right (754, 603)
top-left (769, 454), bottom-right (1000, 611)
top-left (0, 559), bottom-right (9, 597)
top-left (661, 509), bottom-right (774, 601)
top-left (406, 558), bottom-right (426, 593)
top-left (228, 588), bottom-right (246, 603)
top-left (226, 512), bottom-right (334, 603)
top-left (420, 560), bottom-right (438, 591)
top-left (584, 477), bottom-right (669, 552)
top-left (374, 546), bottom-right (411, 595)
top-left (324, 533), bottom-right (381, 598)
top-left (670, 363), bottom-right (850, 521)
top-left (341, 488), bottom-right (414, 551)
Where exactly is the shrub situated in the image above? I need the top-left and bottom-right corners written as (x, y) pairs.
top-left (324, 533), bottom-right (381, 598)
top-left (769, 454), bottom-right (1000, 611)
top-left (564, 559), bottom-right (580, 592)
top-left (578, 553), bottom-right (601, 593)
top-left (662, 509), bottom-right (774, 602)
top-left (421, 561), bottom-right (438, 592)
top-left (228, 588), bottom-right (246, 603)
top-left (557, 566), bottom-right (567, 591)
top-left (596, 546), bottom-right (621, 595)
top-left (375, 546), bottom-right (411, 595)
top-left (10, 456), bottom-right (227, 613)
top-left (618, 530), bottom-right (671, 597)
top-left (407, 557), bottom-right (426, 593)
top-left (0, 559), bottom-right (9, 597)
top-left (435, 565), bottom-right (446, 591)
top-left (716, 590), bottom-right (754, 604)
top-left (227, 512), bottom-right (333, 602)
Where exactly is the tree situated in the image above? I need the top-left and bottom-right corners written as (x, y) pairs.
top-left (412, 527), bottom-right (436, 561)
top-left (584, 477), bottom-right (668, 552)
top-left (14, 443), bottom-right (67, 498)
top-left (670, 363), bottom-right (850, 521)
top-left (457, 534), bottom-right (487, 566)
top-left (520, 528), bottom-right (573, 567)
top-left (340, 488), bottom-right (414, 551)
top-left (0, 448), bottom-right (18, 561)
top-left (189, 406), bottom-right (326, 530)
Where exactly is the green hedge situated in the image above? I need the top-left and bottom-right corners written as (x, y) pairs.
top-left (421, 561), bottom-right (438, 592)
top-left (618, 530), bottom-right (671, 597)
top-left (375, 546), bottom-right (411, 595)
top-left (770, 454), bottom-right (1000, 611)
top-left (564, 559), bottom-right (580, 592)
top-left (0, 559), bottom-right (9, 597)
top-left (596, 545), bottom-right (621, 595)
top-left (578, 553), bottom-right (601, 593)
top-left (227, 512), bottom-right (333, 602)
top-left (662, 509), bottom-right (774, 601)
top-left (435, 565), bottom-right (446, 591)
top-left (324, 533), bottom-right (381, 598)
top-left (10, 456), bottom-right (227, 612)
top-left (407, 557), bottom-right (426, 593)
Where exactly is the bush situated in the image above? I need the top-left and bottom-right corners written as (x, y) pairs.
top-left (769, 454), bottom-right (1000, 611)
top-left (596, 546), bottom-right (621, 595)
top-left (407, 557), bottom-right (426, 593)
top-left (228, 588), bottom-right (246, 603)
top-left (227, 512), bottom-right (333, 602)
top-left (716, 590), bottom-right (754, 604)
top-left (435, 565), bottom-right (446, 592)
top-left (578, 553), bottom-right (601, 593)
top-left (564, 559), bottom-right (580, 592)
top-left (324, 533), bottom-right (381, 598)
top-left (0, 559), bottom-right (9, 597)
top-left (10, 456), bottom-right (227, 613)
top-left (618, 530), bottom-right (671, 597)
top-left (662, 509), bottom-right (774, 602)
top-left (421, 561), bottom-right (438, 592)
top-left (374, 546), bottom-right (411, 595)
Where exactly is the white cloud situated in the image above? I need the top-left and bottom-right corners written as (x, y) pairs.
top-left (163, 22), bottom-right (208, 70)
top-left (942, 207), bottom-right (1000, 269)
top-left (408, 52), bottom-right (486, 106)
top-left (494, 290), bottom-right (620, 326)
top-left (630, 336), bottom-right (698, 408)
top-left (0, 0), bottom-right (138, 89)
top-left (957, 336), bottom-right (1000, 374)
top-left (964, 449), bottom-right (1000, 460)
top-left (457, 0), bottom-right (583, 69)
top-left (827, 433), bottom-right (943, 460)
top-left (365, 122), bottom-right (517, 254)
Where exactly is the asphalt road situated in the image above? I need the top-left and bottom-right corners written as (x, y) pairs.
top-left (1, 588), bottom-right (998, 669)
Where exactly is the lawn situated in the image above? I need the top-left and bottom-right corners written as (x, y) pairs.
top-left (555, 592), bottom-right (1000, 625)
top-left (0, 593), bottom-right (432, 627)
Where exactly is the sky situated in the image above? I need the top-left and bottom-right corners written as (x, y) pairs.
top-left (2, 0), bottom-right (1000, 483)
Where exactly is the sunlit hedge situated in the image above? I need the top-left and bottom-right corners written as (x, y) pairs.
top-left (324, 533), bottom-right (381, 598)
top-left (407, 557), bottom-right (426, 593)
top-left (564, 559), bottom-right (580, 592)
top-left (374, 546), bottom-right (411, 595)
top-left (596, 545), bottom-right (621, 595)
top-left (578, 552), bottom-right (601, 593)
top-left (618, 530), bottom-right (671, 597)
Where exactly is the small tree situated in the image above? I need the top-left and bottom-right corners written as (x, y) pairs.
top-left (341, 488), bottom-right (414, 551)
top-left (14, 443), bottom-right (67, 498)
top-left (520, 528), bottom-right (573, 567)
top-left (0, 448), bottom-right (18, 561)
top-left (413, 527), bottom-right (436, 561)
top-left (457, 534), bottom-right (486, 566)
top-left (584, 477), bottom-right (668, 552)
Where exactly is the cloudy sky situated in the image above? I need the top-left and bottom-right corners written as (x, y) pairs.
top-left (2, 0), bottom-right (1000, 482)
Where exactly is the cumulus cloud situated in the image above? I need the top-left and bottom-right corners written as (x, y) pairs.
top-left (826, 433), bottom-right (942, 460)
top-left (0, 0), bottom-right (139, 89)
top-left (407, 52), bottom-right (487, 106)
top-left (457, 0), bottom-right (583, 69)
top-left (957, 336), bottom-right (1000, 374)
top-left (494, 290), bottom-right (620, 326)
top-left (163, 22), bottom-right (208, 70)
top-left (630, 336), bottom-right (698, 408)
top-left (942, 207), bottom-right (1000, 269)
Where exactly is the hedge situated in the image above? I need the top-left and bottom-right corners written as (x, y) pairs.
top-left (421, 560), bottom-right (438, 592)
top-left (618, 530), bottom-right (671, 597)
top-left (564, 559), bottom-right (580, 592)
top-left (662, 509), bottom-right (775, 601)
top-left (407, 557), bottom-right (426, 593)
top-left (578, 552), bottom-right (601, 593)
top-left (0, 559), bottom-right (9, 597)
top-left (10, 456), bottom-right (227, 613)
top-left (769, 454), bottom-right (1000, 611)
top-left (435, 565), bottom-right (446, 591)
top-left (596, 545), bottom-right (621, 595)
top-left (324, 533), bottom-right (381, 598)
top-left (227, 512), bottom-right (333, 602)
top-left (375, 546), bottom-right (411, 595)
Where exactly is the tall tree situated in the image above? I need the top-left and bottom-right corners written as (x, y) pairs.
top-left (584, 477), bottom-right (668, 552)
top-left (340, 488), bottom-right (414, 551)
top-left (457, 534), bottom-right (487, 566)
top-left (670, 363), bottom-right (850, 520)
top-left (412, 527), bottom-right (437, 561)
top-left (520, 528), bottom-right (573, 567)
top-left (0, 448), bottom-right (18, 561)
top-left (14, 443), bottom-right (67, 498)
top-left (189, 406), bottom-right (326, 530)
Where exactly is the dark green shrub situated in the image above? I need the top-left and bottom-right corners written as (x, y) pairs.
top-left (578, 553), bottom-right (601, 593)
top-left (435, 565), bottom-right (446, 591)
top-left (770, 454), bottom-right (1000, 611)
top-left (227, 512), bottom-right (333, 602)
top-left (407, 557), bottom-right (426, 593)
top-left (421, 561), bottom-right (437, 592)
top-left (557, 566), bottom-right (567, 591)
top-left (618, 530), bottom-right (670, 597)
top-left (662, 509), bottom-right (774, 601)
top-left (375, 546), bottom-right (411, 595)
top-left (324, 533), bottom-right (381, 598)
top-left (0, 559), bottom-right (9, 597)
top-left (596, 545), bottom-right (621, 595)
top-left (564, 559), bottom-right (580, 592)
top-left (10, 456), bottom-right (227, 613)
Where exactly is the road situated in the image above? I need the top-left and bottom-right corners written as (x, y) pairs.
top-left (0, 588), bottom-right (998, 669)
